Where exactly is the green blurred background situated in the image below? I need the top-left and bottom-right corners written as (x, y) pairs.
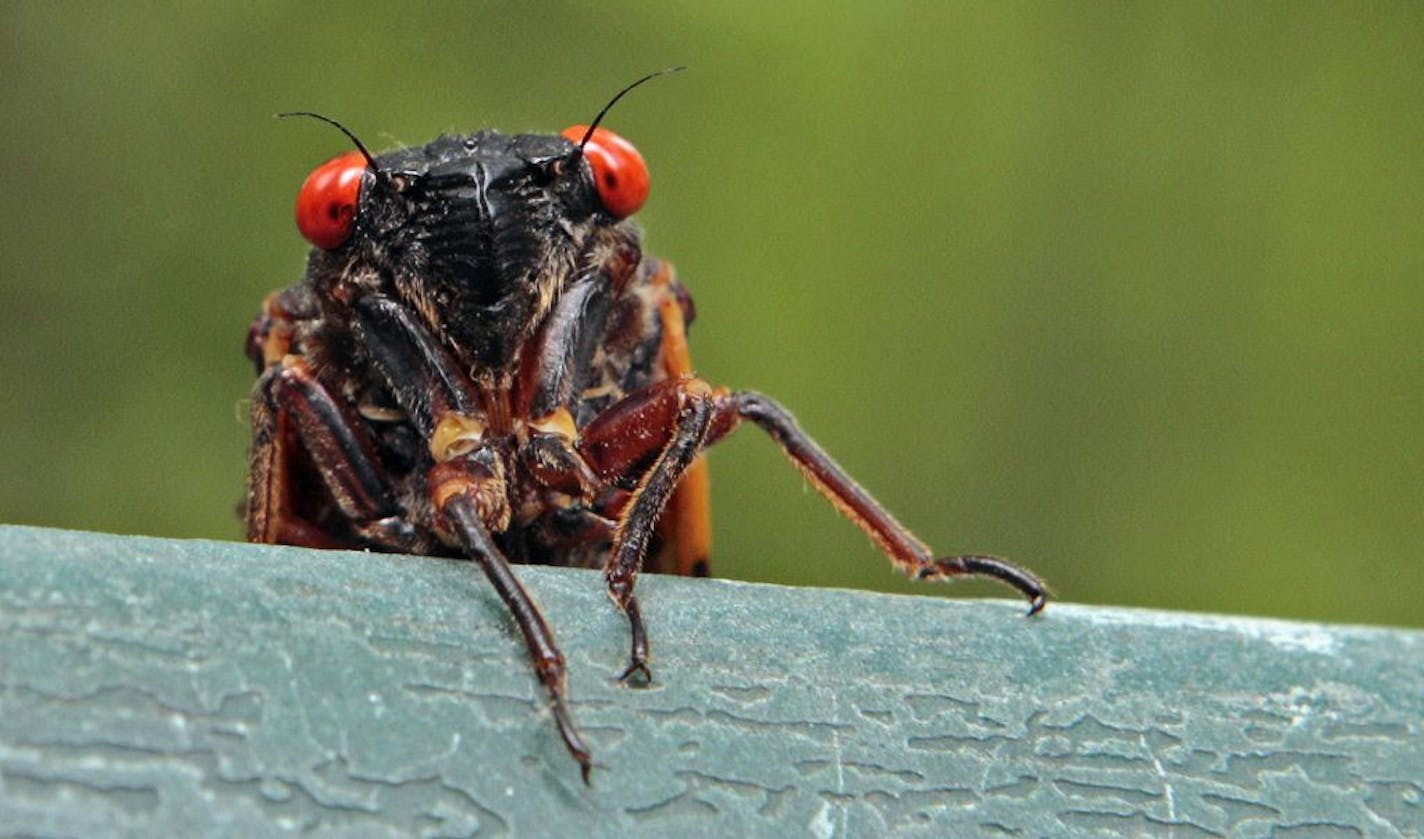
top-left (3, 4), bottom-right (1420, 628)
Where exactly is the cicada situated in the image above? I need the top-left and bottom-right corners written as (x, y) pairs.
top-left (245, 73), bottom-right (1047, 782)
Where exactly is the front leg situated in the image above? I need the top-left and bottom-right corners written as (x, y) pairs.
top-left (429, 455), bottom-right (593, 783)
top-left (246, 355), bottom-right (421, 552)
top-left (607, 385), bottom-right (713, 683)
top-left (579, 377), bottom-right (725, 683)
top-left (353, 293), bottom-right (595, 783)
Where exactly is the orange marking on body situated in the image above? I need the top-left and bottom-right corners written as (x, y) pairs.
top-left (259, 292), bottom-right (294, 367)
top-left (429, 412), bottom-right (486, 463)
top-left (246, 399), bottom-right (288, 543)
top-left (529, 406), bottom-right (578, 440)
top-left (666, 457), bottom-right (712, 576)
top-left (651, 262), bottom-right (713, 577)
top-left (652, 264), bottom-right (695, 377)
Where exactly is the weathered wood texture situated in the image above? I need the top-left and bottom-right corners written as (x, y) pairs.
top-left (1, 525), bottom-right (1420, 836)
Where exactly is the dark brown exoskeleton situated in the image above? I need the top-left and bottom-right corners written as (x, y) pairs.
top-left (245, 74), bottom-right (1048, 783)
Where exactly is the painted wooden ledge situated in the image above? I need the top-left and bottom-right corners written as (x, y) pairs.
top-left (1, 524), bottom-right (1420, 836)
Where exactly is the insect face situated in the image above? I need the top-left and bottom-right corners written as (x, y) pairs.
top-left (295, 129), bottom-right (637, 370)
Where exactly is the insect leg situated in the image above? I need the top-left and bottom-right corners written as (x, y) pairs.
top-left (520, 264), bottom-right (617, 422)
top-left (580, 377), bottom-right (719, 682)
top-left (647, 260), bottom-right (713, 578)
top-left (354, 294), bottom-right (594, 781)
top-left (353, 294), bottom-right (482, 433)
top-left (430, 457), bottom-right (594, 784)
top-left (726, 392), bottom-right (1049, 615)
top-left (512, 265), bottom-right (617, 502)
top-left (246, 356), bottom-right (419, 551)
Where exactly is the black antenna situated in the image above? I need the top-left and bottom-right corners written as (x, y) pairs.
top-left (276, 111), bottom-right (379, 171)
top-left (576, 66), bottom-right (686, 151)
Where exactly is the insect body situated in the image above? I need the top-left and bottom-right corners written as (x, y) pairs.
top-left (245, 80), bottom-right (1048, 783)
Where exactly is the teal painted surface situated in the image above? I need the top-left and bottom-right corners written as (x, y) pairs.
top-left (2, 526), bottom-right (1420, 836)
top-left (2, 5), bottom-right (1423, 628)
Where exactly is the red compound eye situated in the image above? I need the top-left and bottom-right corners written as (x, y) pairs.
top-left (294, 150), bottom-right (367, 249)
top-left (561, 125), bottom-right (649, 218)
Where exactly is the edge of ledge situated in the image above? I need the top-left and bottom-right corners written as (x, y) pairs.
top-left (2, 524), bottom-right (1420, 836)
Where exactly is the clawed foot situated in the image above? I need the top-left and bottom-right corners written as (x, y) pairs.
top-left (617, 658), bottom-right (654, 686)
top-left (919, 554), bottom-right (1050, 616)
top-left (578, 756), bottom-right (614, 787)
